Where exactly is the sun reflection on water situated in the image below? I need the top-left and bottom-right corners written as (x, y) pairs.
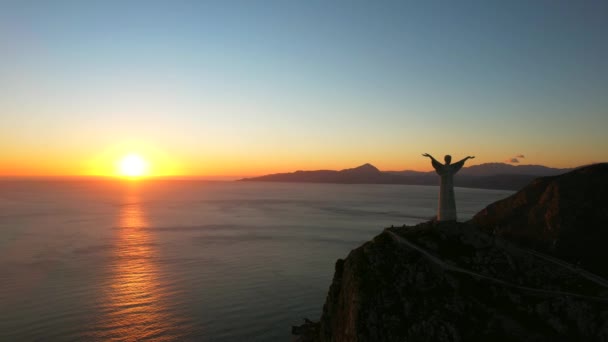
top-left (91, 186), bottom-right (187, 341)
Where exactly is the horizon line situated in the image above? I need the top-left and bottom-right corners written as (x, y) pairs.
top-left (0, 161), bottom-right (591, 180)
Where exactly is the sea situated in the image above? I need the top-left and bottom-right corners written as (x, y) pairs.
top-left (0, 180), bottom-right (512, 341)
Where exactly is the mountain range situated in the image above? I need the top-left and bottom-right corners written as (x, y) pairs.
top-left (240, 163), bottom-right (572, 190)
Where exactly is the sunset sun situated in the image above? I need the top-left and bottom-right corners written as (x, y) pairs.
top-left (118, 154), bottom-right (149, 177)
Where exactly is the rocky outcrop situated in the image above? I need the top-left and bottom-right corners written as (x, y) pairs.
top-left (471, 163), bottom-right (608, 277)
top-left (295, 164), bottom-right (608, 341)
top-left (303, 222), bottom-right (608, 341)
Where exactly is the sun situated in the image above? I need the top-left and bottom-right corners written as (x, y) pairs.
top-left (118, 154), bottom-right (149, 177)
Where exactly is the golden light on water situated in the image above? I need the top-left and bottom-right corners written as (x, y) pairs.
top-left (91, 186), bottom-right (186, 340)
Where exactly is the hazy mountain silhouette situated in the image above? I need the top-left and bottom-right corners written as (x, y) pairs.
top-left (241, 163), bottom-right (400, 184)
top-left (387, 162), bottom-right (570, 177)
top-left (450, 163), bottom-right (569, 177)
top-left (240, 163), bottom-right (573, 190)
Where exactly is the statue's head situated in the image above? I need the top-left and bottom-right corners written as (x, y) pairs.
top-left (444, 155), bottom-right (452, 165)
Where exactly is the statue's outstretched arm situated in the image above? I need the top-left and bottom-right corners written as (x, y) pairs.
top-left (452, 156), bottom-right (475, 173)
top-left (422, 153), bottom-right (437, 161)
top-left (423, 153), bottom-right (443, 171)
top-left (456, 156), bottom-right (475, 164)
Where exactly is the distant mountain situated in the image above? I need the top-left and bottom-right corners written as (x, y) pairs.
top-left (240, 163), bottom-right (402, 184)
top-left (240, 163), bottom-right (574, 191)
top-left (453, 163), bottom-right (570, 177)
top-left (387, 162), bottom-right (571, 177)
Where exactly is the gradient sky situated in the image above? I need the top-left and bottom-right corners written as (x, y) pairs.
top-left (1, 1), bottom-right (607, 177)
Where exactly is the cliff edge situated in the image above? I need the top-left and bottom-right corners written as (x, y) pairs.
top-left (295, 164), bottom-right (608, 341)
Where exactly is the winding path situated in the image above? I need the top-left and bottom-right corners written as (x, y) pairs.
top-left (387, 230), bottom-right (608, 303)
top-left (514, 244), bottom-right (608, 288)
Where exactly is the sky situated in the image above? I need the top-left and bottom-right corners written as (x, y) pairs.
top-left (1, 0), bottom-right (607, 177)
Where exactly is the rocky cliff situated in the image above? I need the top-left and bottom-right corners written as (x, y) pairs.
top-left (294, 164), bottom-right (608, 341)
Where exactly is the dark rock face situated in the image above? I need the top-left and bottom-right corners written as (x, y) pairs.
top-left (311, 223), bottom-right (608, 342)
top-left (471, 163), bottom-right (608, 277)
top-left (295, 164), bottom-right (608, 341)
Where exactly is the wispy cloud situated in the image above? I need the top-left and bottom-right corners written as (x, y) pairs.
top-left (505, 154), bottom-right (525, 163)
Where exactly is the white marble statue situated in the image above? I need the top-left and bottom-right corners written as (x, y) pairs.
top-left (422, 153), bottom-right (475, 221)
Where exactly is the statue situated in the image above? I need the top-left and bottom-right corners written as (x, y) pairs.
top-left (422, 153), bottom-right (475, 221)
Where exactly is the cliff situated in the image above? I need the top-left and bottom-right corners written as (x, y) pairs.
top-left (294, 164), bottom-right (608, 341)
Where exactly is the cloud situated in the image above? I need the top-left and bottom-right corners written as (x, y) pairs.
top-left (505, 154), bottom-right (525, 163)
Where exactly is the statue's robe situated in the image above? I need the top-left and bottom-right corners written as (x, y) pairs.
top-left (431, 159), bottom-right (466, 221)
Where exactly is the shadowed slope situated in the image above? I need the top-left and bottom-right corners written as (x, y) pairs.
top-left (471, 163), bottom-right (608, 277)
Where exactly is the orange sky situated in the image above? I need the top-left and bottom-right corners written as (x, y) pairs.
top-left (0, 140), bottom-right (597, 179)
top-left (2, 2), bottom-right (607, 178)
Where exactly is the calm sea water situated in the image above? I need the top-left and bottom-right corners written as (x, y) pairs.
top-left (0, 180), bottom-right (512, 341)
